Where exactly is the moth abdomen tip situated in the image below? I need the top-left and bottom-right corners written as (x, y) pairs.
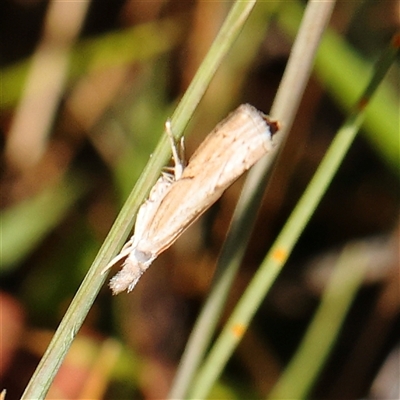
top-left (109, 270), bottom-right (139, 295)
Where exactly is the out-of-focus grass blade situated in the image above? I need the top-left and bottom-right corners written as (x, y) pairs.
top-left (1, 176), bottom-right (88, 271)
top-left (1, 16), bottom-right (184, 109)
top-left (267, 243), bottom-right (368, 399)
top-left (278, 1), bottom-right (400, 172)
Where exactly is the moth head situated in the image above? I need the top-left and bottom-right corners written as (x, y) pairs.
top-left (108, 249), bottom-right (154, 294)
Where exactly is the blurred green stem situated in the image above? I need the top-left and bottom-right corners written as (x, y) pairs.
top-left (187, 33), bottom-right (399, 399)
top-left (171, 0), bottom-right (336, 398)
top-left (267, 243), bottom-right (368, 399)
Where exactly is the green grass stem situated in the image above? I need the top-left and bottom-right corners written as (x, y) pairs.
top-left (20, 2), bottom-right (257, 398)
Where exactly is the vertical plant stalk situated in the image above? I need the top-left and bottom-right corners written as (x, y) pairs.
top-left (187, 34), bottom-right (399, 399)
top-left (21, 1), bottom-right (257, 399)
top-left (169, 1), bottom-right (336, 398)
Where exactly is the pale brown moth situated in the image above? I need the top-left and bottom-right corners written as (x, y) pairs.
top-left (103, 104), bottom-right (279, 294)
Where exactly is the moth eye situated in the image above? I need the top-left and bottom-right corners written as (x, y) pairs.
top-left (133, 249), bottom-right (153, 264)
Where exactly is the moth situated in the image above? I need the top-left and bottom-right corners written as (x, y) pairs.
top-left (103, 104), bottom-right (279, 294)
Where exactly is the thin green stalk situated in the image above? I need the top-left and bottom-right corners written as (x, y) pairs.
top-left (267, 243), bottom-right (368, 399)
top-left (21, 2), bottom-right (257, 399)
top-left (169, 1), bottom-right (336, 398)
top-left (188, 34), bottom-right (399, 400)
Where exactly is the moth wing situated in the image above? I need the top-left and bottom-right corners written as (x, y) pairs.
top-left (136, 104), bottom-right (273, 255)
top-left (133, 175), bottom-right (173, 240)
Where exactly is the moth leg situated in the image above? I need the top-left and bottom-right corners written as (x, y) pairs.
top-left (165, 119), bottom-right (185, 180)
top-left (101, 237), bottom-right (135, 274)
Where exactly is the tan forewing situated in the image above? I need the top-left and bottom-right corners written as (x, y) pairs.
top-left (135, 104), bottom-right (274, 255)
